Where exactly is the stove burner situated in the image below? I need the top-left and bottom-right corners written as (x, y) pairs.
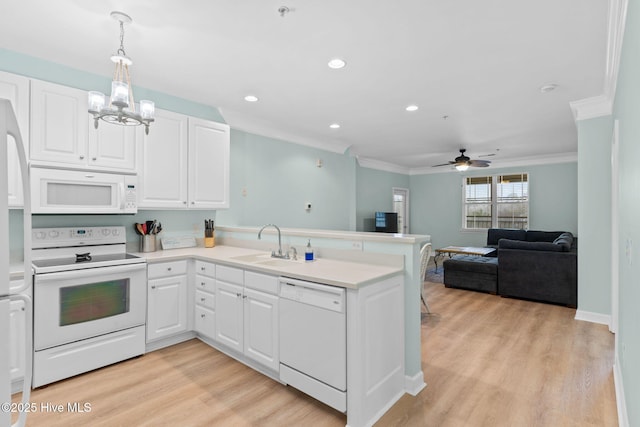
top-left (75, 252), bottom-right (92, 263)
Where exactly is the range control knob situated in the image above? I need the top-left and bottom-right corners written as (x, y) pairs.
top-left (111, 228), bottom-right (120, 236)
top-left (101, 229), bottom-right (111, 236)
top-left (48, 230), bottom-right (59, 238)
top-left (34, 231), bottom-right (46, 240)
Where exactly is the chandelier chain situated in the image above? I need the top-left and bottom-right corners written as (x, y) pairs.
top-left (117, 20), bottom-right (126, 57)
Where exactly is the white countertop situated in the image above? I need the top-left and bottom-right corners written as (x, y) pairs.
top-left (133, 245), bottom-right (404, 289)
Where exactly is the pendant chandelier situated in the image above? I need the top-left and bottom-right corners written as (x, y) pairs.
top-left (88, 11), bottom-right (154, 135)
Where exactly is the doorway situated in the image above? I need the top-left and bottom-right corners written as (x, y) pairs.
top-left (392, 188), bottom-right (410, 234)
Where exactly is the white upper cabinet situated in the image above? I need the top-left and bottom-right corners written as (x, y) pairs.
top-left (30, 79), bottom-right (136, 172)
top-left (0, 71), bottom-right (30, 207)
top-left (138, 110), bottom-right (230, 210)
top-left (188, 118), bottom-right (230, 209)
top-left (30, 79), bottom-right (88, 166)
top-left (87, 118), bottom-right (137, 171)
top-left (137, 109), bottom-right (189, 208)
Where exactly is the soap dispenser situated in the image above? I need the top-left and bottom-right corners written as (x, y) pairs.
top-left (305, 239), bottom-right (314, 262)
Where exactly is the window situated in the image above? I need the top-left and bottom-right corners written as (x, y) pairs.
top-left (463, 173), bottom-right (529, 229)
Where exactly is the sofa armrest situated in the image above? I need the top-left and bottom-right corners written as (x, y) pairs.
top-left (498, 248), bottom-right (577, 307)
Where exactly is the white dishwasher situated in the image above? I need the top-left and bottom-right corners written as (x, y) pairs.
top-left (278, 277), bottom-right (347, 412)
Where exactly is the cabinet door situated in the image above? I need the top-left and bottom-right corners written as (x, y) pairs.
top-left (30, 79), bottom-right (88, 166)
top-left (88, 120), bottom-right (137, 171)
top-left (188, 118), bottom-right (230, 209)
top-left (147, 274), bottom-right (188, 341)
top-left (243, 288), bottom-right (279, 371)
top-left (9, 298), bottom-right (26, 381)
top-left (0, 72), bottom-right (29, 207)
top-left (137, 109), bottom-right (188, 208)
top-left (215, 281), bottom-right (243, 352)
top-left (194, 306), bottom-right (216, 339)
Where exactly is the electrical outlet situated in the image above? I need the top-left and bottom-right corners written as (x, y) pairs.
top-left (305, 202), bottom-right (312, 211)
top-left (241, 187), bottom-right (247, 197)
top-left (351, 241), bottom-right (363, 250)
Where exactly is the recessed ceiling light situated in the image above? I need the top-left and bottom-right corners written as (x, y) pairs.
top-left (244, 95), bottom-right (259, 102)
top-left (406, 105), bottom-right (419, 112)
top-left (540, 84), bottom-right (558, 93)
top-left (329, 123), bottom-right (341, 129)
top-left (328, 58), bottom-right (346, 69)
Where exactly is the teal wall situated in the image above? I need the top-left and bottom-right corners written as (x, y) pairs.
top-left (215, 129), bottom-right (356, 230)
top-left (409, 163), bottom-right (578, 249)
top-left (612, 1), bottom-right (640, 423)
top-left (577, 117), bottom-right (612, 316)
top-left (355, 165), bottom-right (410, 231)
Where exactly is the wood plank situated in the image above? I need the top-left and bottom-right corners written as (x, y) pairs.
top-left (13, 279), bottom-right (617, 426)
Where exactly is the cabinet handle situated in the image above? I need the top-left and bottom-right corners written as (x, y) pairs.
top-left (236, 292), bottom-right (242, 298)
top-left (167, 267), bottom-right (172, 271)
top-left (200, 297), bottom-right (206, 302)
top-left (201, 282), bottom-right (205, 286)
top-left (201, 314), bottom-right (206, 318)
top-left (92, 157), bottom-right (97, 161)
top-left (79, 155), bottom-right (85, 160)
top-left (243, 295), bottom-right (247, 299)
top-left (201, 267), bottom-right (206, 271)
top-left (151, 285), bottom-right (156, 289)
top-left (191, 201), bottom-right (195, 205)
top-left (183, 201), bottom-right (187, 205)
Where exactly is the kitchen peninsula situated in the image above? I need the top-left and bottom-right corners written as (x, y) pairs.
top-left (135, 226), bottom-right (429, 427)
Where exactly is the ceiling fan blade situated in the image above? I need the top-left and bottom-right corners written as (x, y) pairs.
top-left (469, 160), bottom-right (491, 167)
top-left (479, 153), bottom-right (496, 158)
top-left (431, 162), bottom-right (455, 167)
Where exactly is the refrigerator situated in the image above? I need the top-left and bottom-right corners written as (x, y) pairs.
top-left (1, 98), bottom-right (32, 427)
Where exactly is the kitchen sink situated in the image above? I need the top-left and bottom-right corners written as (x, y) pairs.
top-left (256, 258), bottom-right (300, 267)
top-left (230, 253), bottom-right (273, 263)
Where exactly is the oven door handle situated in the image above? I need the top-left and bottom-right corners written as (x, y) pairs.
top-left (34, 263), bottom-right (146, 283)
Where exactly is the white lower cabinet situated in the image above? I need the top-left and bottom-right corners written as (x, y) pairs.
top-left (9, 297), bottom-right (26, 382)
top-left (243, 287), bottom-right (279, 371)
top-left (194, 260), bottom-right (216, 339)
top-left (213, 267), bottom-right (279, 371)
top-left (147, 261), bottom-right (189, 342)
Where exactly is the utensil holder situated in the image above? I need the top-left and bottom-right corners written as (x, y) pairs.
top-left (140, 235), bottom-right (156, 253)
top-left (204, 231), bottom-right (215, 248)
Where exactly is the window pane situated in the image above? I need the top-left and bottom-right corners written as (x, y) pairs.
top-left (497, 173), bottom-right (528, 229)
top-left (464, 176), bottom-right (492, 229)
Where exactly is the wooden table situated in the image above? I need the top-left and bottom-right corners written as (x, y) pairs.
top-left (434, 246), bottom-right (496, 272)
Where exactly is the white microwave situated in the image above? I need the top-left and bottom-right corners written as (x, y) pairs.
top-left (30, 166), bottom-right (138, 214)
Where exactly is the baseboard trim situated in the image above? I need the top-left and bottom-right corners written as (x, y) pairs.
top-left (405, 371), bottom-right (427, 396)
top-left (614, 355), bottom-right (629, 427)
top-left (574, 309), bottom-right (611, 327)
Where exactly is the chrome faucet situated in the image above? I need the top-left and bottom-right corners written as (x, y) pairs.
top-left (258, 224), bottom-right (289, 259)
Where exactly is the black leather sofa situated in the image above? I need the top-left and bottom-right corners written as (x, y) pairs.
top-left (490, 228), bottom-right (577, 307)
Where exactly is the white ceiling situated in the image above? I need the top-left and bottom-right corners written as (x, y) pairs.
top-left (0, 0), bottom-right (609, 172)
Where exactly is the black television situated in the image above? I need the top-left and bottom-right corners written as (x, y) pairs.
top-left (375, 212), bottom-right (398, 233)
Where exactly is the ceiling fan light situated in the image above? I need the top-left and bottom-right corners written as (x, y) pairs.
top-left (456, 164), bottom-right (469, 172)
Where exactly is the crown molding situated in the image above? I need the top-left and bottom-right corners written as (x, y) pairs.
top-left (356, 157), bottom-right (410, 175)
top-left (409, 152), bottom-right (577, 175)
top-left (570, 0), bottom-right (628, 121)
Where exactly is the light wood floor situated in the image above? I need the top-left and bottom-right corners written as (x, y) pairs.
top-left (13, 280), bottom-right (617, 427)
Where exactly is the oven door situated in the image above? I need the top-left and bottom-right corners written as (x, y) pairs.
top-left (34, 263), bottom-right (146, 351)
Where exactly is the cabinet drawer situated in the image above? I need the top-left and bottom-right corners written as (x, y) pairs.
top-left (195, 275), bottom-right (215, 293)
top-left (216, 264), bottom-right (244, 285)
top-left (194, 306), bottom-right (216, 339)
top-left (148, 260), bottom-right (187, 279)
top-left (245, 271), bottom-right (279, 295)
top-left (195, 289), bottom-right (215, 310)
top-left (195, 260), bottom-right (216, 278)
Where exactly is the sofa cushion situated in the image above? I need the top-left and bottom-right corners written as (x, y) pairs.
top-left (486, 228), bottom-right (526, 246)
top-left (552, 232), bottom-right (574, 251)
top-left (498, 239), bottom-right (564, 252)
top-left (525, 230), bottom-right (565, 243)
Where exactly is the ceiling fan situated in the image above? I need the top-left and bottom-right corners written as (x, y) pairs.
top-left (432, 149), bottom-right (491, 171)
